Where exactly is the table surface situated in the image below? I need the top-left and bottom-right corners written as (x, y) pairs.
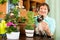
top-left (0, 34), bottom-right (54, 40)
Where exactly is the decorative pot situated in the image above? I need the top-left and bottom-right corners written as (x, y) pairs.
top-left (25, 30), bottom-right (34, 37)
top-left (6, 32), bottom-right (20, 39)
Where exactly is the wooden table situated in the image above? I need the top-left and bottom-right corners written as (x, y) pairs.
top-left (0, 35), bottom-right (54, 40)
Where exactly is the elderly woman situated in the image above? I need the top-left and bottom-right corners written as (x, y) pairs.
top-left (35, 3), bottom-right (56, 38)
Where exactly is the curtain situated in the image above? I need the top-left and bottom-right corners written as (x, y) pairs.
top-left (46, 0), bottom-right (60, 40)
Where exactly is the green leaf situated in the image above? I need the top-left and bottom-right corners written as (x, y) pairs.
top-left (25, 25), bottom-right (34, 30)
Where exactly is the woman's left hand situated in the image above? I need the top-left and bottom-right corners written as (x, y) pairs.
top-left (41, 21), bottom-right (52, 36)
top-left (41, 21), bottom-right (49, 31)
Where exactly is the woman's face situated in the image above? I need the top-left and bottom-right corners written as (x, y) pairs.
top-left (38, 5), bottom-right (48, 17)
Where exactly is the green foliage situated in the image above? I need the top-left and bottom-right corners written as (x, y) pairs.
top-left (27, 11), bottom-right (35, 25)
top-left (19, 17), bottom-right (26, 23)
top-left (0, 0), bottom-right (7, 4)
top-left (25, 25), bottom-right (34, 30)
top-left (5, 13), bottom-right (17, 23)
top-left (13, 7), bottom-right (19, 19)
top-left (10, 0), bottom-right (19, 5)
top-left (6, 26), bottom-right (18, 33)
top-left (5, 14), bottom-right (10, 22)
top-left (25, 11), bottom-right (35, 30)
top-left (13, 7), bottom-right (19, 23)
top-left (5, 7), bottom-right (19, 23)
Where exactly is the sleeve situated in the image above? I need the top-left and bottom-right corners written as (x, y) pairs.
top-left (34, 16), bottom-right (38, 27)
top-left (49, 19), bottom-right (56, 35)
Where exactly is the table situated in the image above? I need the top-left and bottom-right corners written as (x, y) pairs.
top-left (0, 34), bottom-right (54, 40)
top-left (20, 35), bottom-right (54, 40)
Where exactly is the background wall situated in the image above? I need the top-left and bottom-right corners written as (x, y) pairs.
top-left (0, 3), bottom-right (7, 18)
top-left (46, 0), bottom-right (60, 40)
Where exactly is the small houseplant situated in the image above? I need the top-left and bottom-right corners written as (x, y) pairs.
top-left (5, 7), bottom-right (20, 39)
top-left (6, 16), bottom-right (20, 39)
top-left (25, 11), bottom-right (35, 37)
top-left (6, 21), bottom-right (18, 33)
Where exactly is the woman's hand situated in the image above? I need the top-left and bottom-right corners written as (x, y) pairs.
top-left (41, 21), bottom-right (49, 30)
top-left (40, 21), bottom-right (52, 36)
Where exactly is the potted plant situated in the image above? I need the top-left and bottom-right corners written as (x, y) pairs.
top-left (6, 21), bottom-right (20, 39)
top-left (5, 7), bottom-right (20, 39)
top-left (25, 11), bottom-right (35, 37)
top-left (25, 24), bottom-right (34, 37)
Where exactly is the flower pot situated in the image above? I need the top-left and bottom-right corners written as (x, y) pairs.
top-left (25, 30), bottom-right (34, 37)
top-left (19, 23), bottom-right (26, 35)
top-left (6, 32), bottom-right (20, 39)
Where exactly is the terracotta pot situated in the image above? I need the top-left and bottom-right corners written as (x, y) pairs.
top-left (19, 23), bottom-right (26, 35)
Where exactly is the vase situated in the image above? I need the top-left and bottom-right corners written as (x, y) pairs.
top-left (25, 30), bottom-right (34, 37)
top-left (6, 32), bottom-right (20, 39)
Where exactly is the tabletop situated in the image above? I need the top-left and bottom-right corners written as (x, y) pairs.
top-left (0, 34), bottom-right (54, 40)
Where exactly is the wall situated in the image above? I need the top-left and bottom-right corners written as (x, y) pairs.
top-left (20, 0), bottom-right (45, 17)
top-left (0, 3), bottom-right (7, 18)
